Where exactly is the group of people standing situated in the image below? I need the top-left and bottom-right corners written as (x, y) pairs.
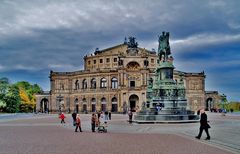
top-left (68, 111), bottom-right (110, 132)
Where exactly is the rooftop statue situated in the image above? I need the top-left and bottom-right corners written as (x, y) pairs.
top-left (158, 32), bottom-right (171, 61)
top-left (127, 36), bottom-right (138, 48)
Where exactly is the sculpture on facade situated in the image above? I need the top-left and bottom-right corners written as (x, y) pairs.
top-left (127, 37), bottom-right (138, 48)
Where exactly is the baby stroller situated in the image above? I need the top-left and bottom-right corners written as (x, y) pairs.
top-left (98, 121), bottom-right (107, 133)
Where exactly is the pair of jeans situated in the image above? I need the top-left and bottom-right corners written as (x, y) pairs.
top-left (75, 126), bottom-right (82, 132)
top-left (197, 127), bottom-right (210, 138)
top-left (91, 123), bottom-right (96, 132)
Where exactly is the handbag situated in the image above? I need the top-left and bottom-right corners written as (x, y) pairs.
top-left (207, 123), bottom-right (211, 128)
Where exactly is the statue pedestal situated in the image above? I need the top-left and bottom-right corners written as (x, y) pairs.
top-left (134, 32), bottom-right (199, 124)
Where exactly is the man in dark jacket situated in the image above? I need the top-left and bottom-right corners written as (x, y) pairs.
top-left (91, 113), bottom-right (96, 132)
top-left (195, 109), bottom-right (211, 140)
top-left (128, 110), bottom-right (133, 124)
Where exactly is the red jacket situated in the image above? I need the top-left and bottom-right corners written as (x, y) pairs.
top-left (76, 117), bottom-right (81, 126)
top-left (59, 114), bottom-right (65, 120)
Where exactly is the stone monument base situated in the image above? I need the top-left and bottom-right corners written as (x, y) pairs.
top-left (134, 115), bottom-right (199, 124)
top-left (134, 109), bottom-right (199, 124)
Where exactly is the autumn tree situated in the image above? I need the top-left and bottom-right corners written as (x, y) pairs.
top-left (15, 81), bottom-right (42, 112)
top-left (0, 78), bottom-right (42, 113)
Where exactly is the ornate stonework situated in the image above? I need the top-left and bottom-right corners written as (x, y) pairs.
top-left (36, 38), bottom-right (222, 113)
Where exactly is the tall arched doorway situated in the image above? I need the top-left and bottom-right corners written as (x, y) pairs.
top-left (40, 98), bottom-right (49, 113)
top-left (111, 97), bottom-right (118, 112)
top-left (129, 94), bottom-right (139, 112)
top-left (206, 98), bottom-right (213, 111)
top-left (74, 98), bottom-right (79, 113)
top-left (56, 95), bottom-right (64, 113)
top-left (82, 98), bottom-right (87, 112)
top-left (91, 98), bottom-right (96, 112)
top-left (101, 97), bottom-right (107, 112)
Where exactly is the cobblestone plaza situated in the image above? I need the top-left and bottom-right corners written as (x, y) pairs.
top-left (0, 112), bottom-right (239, 154)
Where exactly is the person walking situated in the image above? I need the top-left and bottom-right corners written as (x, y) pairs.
top-left (104, 111), bottom-right (108, 120)
top-left (108, 111), bottom-right (111, 120)
top-left (195, 109), bottom-right (211, 140)
top-left (91, 113), bottom-right (96, 132)
top-left (72, 112), bottom-right (77, 126)
top-left (59, 112), bottom-right (66, 124)
top-left (128, 110), bottom-right (133, 124)
top-left (75, 114), bottom-right (82, 132)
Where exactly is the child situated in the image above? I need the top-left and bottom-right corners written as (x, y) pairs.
top-left (59, 112), bottom-right (66, 124)
top-left (98, 121), bottom-right (108, 133)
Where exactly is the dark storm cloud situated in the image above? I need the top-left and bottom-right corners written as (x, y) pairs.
top-left (0, 0), bottom-right (240, 101)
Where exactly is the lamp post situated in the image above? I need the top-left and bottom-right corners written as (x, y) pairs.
top-left (222, 94), bottom-right (226, 109)
top-left (221, 94), bottom-right (227, 115)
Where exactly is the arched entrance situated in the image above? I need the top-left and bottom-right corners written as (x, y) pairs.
top-left (101, 97), bottom-right (107, 112)
top-left (40, 98), bottom-right (49, 113)
top-left (74, 98), bottom-right (79, 113)
top-left (91, 98), bottom-right (96, 112)
top-left (82, 98), bottom-right (87, 112)
top-left (129, 94), bottom-right (139, 112)
top-left (111, 97), bottom-right (118, 112)
top-left (60, 100), bottom-right (65, 112)
top-left (206, 98), bottom-right (213, 111)
top-left (56, 95), bottom-right (64, 113)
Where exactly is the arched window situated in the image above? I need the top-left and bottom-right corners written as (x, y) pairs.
top-left (112, 97), bottom-right (117, 103)
top-left (101, 97), bottom-right (106, 103)
top-left (100, 78), bottom-right (107, 88)
top-left (82, 79), bottom-right (87, 89)
top-left (75, 80), bottom-right (79, 90)
top-left (91, 78), bottom-right (96, 89)
top-left (91, 98), bottom-right (96, 104)
top-left (74, 98), bottom-right (79, 104)
top-left (82, 98), bottom-right (87, 103)
top-left (111, 77), bottom-right (118, 89)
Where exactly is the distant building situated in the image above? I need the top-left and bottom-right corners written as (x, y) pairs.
top-left (36, 38), bottom-right (223, 113)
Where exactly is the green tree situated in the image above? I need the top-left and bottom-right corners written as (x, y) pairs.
top-left (0, 77), bottom-right (9, 94)
top-left (0, 93), bottom-right (6, 111)
top-left (228, 102), bottom-right (240, 111)
top-left (4, 85), bottom-right (21, 113)
top-left (0, 77), bottom-right (10, 111)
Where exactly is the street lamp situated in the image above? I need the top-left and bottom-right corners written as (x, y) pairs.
top-left (221, 94), bottom-right (227, 114)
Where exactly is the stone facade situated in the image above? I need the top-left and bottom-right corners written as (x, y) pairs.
top-left (36, 42), bottom-right (222, 113)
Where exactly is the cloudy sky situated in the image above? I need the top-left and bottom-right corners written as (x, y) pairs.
top-left (0, 0), bottom-right (240, 101)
